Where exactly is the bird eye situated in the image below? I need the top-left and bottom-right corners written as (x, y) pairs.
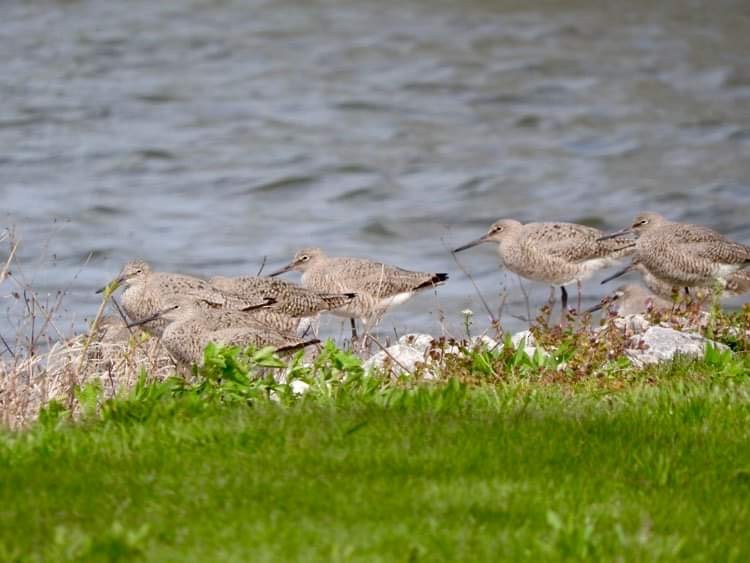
top-left (301, 255), bottom-right (310, 262)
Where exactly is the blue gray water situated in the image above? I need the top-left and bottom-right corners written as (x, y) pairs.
top-left (2, 0), bottom-right (749, 341)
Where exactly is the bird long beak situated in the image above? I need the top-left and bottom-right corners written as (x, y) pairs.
top-left (600, 263), bottom-right (635, 285)
top-left (125, 304), bottom-right (178, 329)
top-left (585, 294), bottom-right (619, 314)
top-left (453, 234), bottom-right (490, 253)
top-left (597, 227), bottom-right (634, 242)
top-left (95, 275), bottom-right (125, 295)
top-left (267, 262), bottom-right (294, 277)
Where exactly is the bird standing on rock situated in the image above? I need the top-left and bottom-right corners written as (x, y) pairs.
top-left (453, 219), bottom-right (634, 324)
top-left (268, 247), bottom-right (448, 340)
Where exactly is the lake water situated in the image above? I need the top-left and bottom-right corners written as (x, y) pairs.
top-left (2, 0), bottom-right (749, 341)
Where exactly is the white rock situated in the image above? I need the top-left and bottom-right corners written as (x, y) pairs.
top-left (626, 326), bottom-right (728, 367)
top-left (613, 314), bottom-right (651, 334)
top-left (363, 344), bottom-right (425, 375)
top-left (397, 333), bottom-right (435, 354)
top-left (511, 330), bottom-right (536, 348)
top-left (289, 379), bottom-right (310, 395)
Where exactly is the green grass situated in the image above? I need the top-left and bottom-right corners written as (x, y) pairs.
top-left (2, 346), bottom-right (750, 561)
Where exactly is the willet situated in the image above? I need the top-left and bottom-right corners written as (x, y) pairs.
top-left (726, 270), bottom-right (750, 296)
top-left (586, 283), bottom-right (672, 316)
top-left (209, 276), bottom-right (356, 318)
top-left (453, 219), bottom-right (634, 322)
top-left (268, 248), bottom-right (448, 339)
top-left (129, 299), bottom-right (318, 365)
top-left (603, 258), bottom-right (750, 301)
top-left (97, 260), bottom-right (274, 335)
top-left (599, 212), bottom-right (750, 289)
top-left (600, 259), bottom-right (677, 301)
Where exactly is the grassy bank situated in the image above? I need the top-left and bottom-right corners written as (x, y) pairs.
top-left (2, 346), bottom-right (750, 562)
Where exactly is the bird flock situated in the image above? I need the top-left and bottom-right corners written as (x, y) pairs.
top-left (99, 212), bottom-right (750, 366)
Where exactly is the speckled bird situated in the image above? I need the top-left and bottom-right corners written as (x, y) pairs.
top-left (268, 248), bottom-right (448, 339)
top-left (98, 260), bottom-right (273, 335)
top-left (453, 218), bottom-right (634, 321)
top-left (209, 275), bottom-right (356, 318)
top-left (599, 212), bottom-right (750, 289)
top-left (587, 283), bottom-right (673, 316)
top-left (129, 298), bottom-right (318, 366)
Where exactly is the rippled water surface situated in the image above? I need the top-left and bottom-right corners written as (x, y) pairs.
top-left (2, 0), bottom-right (750, 338)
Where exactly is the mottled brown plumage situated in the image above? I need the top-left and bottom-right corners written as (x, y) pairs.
top-left (587, 283), bottom-right (672, 316)
top-left (604, 258), bottom-right (750, 301)
top-left (454, 219), bottom-right (634, 318)
top-left (142, 299), bottom-right (317, 365)
top-left (102, 261), bottom-right (272, 335)
top-left (209, 275), bottom-right (356, 318)
top-left (268, 248), bottom-right (448, 336)
top-left (601, 212), bottom-right (750, 288)
top-left (725, 270), bottom-right (750, 296)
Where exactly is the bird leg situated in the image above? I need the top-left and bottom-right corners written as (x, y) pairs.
top-left (350, 318), bottom-right (358, 342)
top-left (560, 286), bottom-right (569, 327)
top-left (576, 280), bottom-right (582, 314)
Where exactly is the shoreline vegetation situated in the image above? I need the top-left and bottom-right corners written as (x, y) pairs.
top-left (2, 233), bottom-right (750, 560)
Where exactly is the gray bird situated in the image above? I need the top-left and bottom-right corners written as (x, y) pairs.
top-left (97, 260), bottom-right (273, 335)
top-left (454, 219), bottom-right (634, 323)
top-left (599, 212), bottom-right (750, 290)
top-left (128, 298), bottom-right (318, 366)
top-left (268, 247), bottom-right (448, 339)
top-left (586, 283), bottom-right (673, 316)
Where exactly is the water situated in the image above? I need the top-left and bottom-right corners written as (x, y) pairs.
top-left (2, 0), bottom-right (749, 340)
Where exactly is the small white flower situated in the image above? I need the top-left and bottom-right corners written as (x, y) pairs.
top-left (461, 309), bottom-right (474, 316)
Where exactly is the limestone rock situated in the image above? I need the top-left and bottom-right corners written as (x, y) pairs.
top-left (511, 330), bottom-right (536, 348)
top-left (363, 344), bottom-right (426, 375)
top-left (626, 326), bottom-right (728, 367)
top-left (397, 333), bottom-right (435, 354)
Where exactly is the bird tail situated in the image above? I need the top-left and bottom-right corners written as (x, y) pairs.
top-left (416, 273), bottom-right (449, 290)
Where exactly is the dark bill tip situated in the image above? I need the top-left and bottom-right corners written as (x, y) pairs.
top-left (267, 264), bottom-right (293, 277)
top-left (585, 302), bottom-right (604, 314)
top-left (452, 237), bottom-right (487, 254)
top-left (600, 264), bottom-right (634, 285)
top-left (586, 294), bottom-right (619, 314)
top-left (125, 304), bottom-right (178, 329)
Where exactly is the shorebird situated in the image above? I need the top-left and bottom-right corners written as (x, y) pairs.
top-left (209, 276), bottom-right (356, 319)
top-left (726, 270), bottom-right (750, 296)
top-left (586, 283), bottom-right (673, 316)
top-left (599, 212), bottom-right (750, 289)
top-left (128, 299), bottom-right (318, 366)
top-left (453, 219), bottom-right (634, 322)
top-left (602, 258), bottom-right (750, 300)
top-left (97, 260), bottom-right (274, 335)
top-left (268, 248), bottom-right (448, 339)
top-left (601, 259), bottom-right (677, 301)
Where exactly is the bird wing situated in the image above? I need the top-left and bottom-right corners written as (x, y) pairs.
top-left (522, 222), bottom-right (607, 262)
top-left (665, 225), bottom-right (750, 265)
